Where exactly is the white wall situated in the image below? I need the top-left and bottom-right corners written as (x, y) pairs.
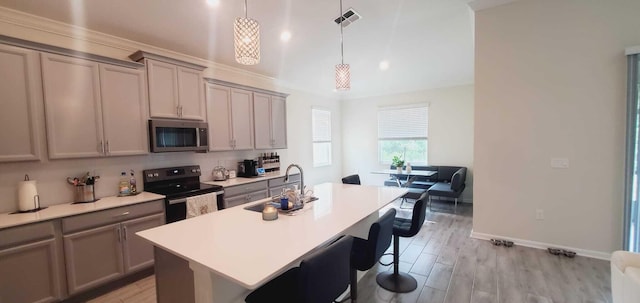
top-left (474, 0), bottom-right (640, 255)
top-left (0, 9), bottom-right (342, 213)
top-left (341, 84), bottom-right (474, 201)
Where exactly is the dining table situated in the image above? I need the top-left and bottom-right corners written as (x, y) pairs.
top-left (371, 169), bottom-right (438, 187)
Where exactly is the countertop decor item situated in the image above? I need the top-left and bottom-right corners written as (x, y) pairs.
top-left (212, 166), bottom-right (229, 181)
top-left (18, 174), bottom-right (40, 212)
top-left (67, 172), bottom-right (100, 203)
top-left (262, 203), bottom-right (278, 221)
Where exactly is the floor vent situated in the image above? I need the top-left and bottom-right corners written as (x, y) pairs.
top-left (334, 8), bottom-right (361, 28)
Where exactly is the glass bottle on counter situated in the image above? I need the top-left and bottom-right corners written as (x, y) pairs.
top-left (129, 170), bottom-right (137, 194)
top-left (119, 172), bottom-right (130, 195)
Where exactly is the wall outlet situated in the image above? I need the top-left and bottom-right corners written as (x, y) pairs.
top-left (536, 209), bottom-right (544, 220)
top-left (550, 158), bottom-right (569, 169)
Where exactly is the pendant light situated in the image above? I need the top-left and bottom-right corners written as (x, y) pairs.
top-left (234, 0), bottom-right (260, 65)
top-left (335, 0), bottom-right (350, 90)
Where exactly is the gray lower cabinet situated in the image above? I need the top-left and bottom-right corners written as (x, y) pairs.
top-left (62, 201), bottom-right (163, 295)
top-left (222, 176), bottom-right (302, 209)
top-left (0, 221), bottom-right (64, 303)
top-left (63, 223), bottom-right (123, 294)
top-left (223, 181), bottom-right (268, 208)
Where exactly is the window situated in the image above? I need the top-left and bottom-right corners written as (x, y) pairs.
top-left (378, 105), bottom-right (428, 164)
top-left (312, 108), bottom-right (332, 167)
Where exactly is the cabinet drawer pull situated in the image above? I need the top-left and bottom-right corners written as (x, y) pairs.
top-left (113, 211), bottom-right (130, 218)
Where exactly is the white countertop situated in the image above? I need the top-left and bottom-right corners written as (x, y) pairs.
top-left (203, 171), bottom-right (299, 187)
top-left (136, 183), bottom-right (406, 289)
top-left (0, 192), bottom-right (166, 230)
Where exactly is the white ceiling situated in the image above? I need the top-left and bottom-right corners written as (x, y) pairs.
top-left (0, 0), bottom-right (475, 98)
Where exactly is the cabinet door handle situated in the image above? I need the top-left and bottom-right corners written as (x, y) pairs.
top-left (123, 226), bottom-right (128, 241)
top-left (117, 227), bottom-right (122, 243)
top-left (113, 211), bottom-right (130, 218)
top-left (105, 141), bottom-right (110, 154)
top-left (99, 141), bottom-right (103, 153)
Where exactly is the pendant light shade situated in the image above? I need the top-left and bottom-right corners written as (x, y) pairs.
top-left (336, 0), bottom-right (350, 90)
top-left (234, 0), bottom-right (260, 65)
top-left (335, 63), bottom-right (350, 90)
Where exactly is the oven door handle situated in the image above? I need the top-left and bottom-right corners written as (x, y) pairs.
top-left (168, 191), bottom-right (224, 205)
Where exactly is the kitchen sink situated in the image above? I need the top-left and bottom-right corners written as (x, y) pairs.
top-left (244, 196), bottom-right (318, 213)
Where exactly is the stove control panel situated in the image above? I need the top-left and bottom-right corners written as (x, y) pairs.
top-left (143, 165), bottom-right (202, 183)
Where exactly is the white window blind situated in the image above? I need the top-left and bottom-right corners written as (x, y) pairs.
top-left (378, 107), bottom-right (428, 139)
top-left (312, 109), bottom-right (332, 167)
top-left (377, 105), bottom-right (428, 164)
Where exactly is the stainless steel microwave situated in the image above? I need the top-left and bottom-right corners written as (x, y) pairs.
top-left (149, 120), bottom-right (208, 153)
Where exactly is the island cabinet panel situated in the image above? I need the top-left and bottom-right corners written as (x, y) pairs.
top-left (0, 44), bottom-right (42, 162)
top-left (0, 221), bottom-right (63, 303)
top-left (205, 83), bottom-right (253, 151)
top-left (41, 53), bottom-right (103, 159)
top-left (99, 64), bottom-right (148, 156)
top-left (253, 92), bottom-right (287, 149)
top-left (145, 58), bottom-right (205, 121)
top-left (41, 52), bottom-right (148, 159)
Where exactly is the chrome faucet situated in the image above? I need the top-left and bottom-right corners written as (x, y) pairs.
top-left (284, 164), bottom-right (304, 198)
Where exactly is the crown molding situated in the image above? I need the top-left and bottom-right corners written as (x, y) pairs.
top-left (467, 0), bottom-right (523, 11)
top-left (0, 6), bottom-right (283, 87)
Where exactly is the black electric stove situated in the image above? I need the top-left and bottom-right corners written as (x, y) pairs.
top-left (143, 165), bottom-right (224, 223)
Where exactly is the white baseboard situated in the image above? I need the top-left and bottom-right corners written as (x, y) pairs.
top-left (470, 231), bottom-right (611, 261)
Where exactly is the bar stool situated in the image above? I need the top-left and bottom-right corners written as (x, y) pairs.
top-left (341, 174), bottom-right (361, 185)
top-left (376, 193), bottom-right (428, 293)
top-left (350, 208), bottom-right (396, 302)
top-left (245, 235), bottom-right (353, 303)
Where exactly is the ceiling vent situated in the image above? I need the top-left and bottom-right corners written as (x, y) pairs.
top-left (334, 8), bottom-right (361, 28)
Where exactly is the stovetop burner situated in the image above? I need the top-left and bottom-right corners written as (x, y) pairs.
top-left (143, 165), bottom-right (223, 199)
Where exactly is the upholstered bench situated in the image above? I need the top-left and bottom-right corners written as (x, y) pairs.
top-left (383, 165), bottom-right (467, 209)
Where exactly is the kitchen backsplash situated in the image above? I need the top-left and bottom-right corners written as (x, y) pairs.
top-left (0, 150), bottom-right (288, 213)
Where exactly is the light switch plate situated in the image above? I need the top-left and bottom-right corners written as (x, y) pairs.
top-left (550, 158), bottom-right (569, 169)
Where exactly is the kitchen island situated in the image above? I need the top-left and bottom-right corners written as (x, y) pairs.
top-left (137, 182), bottom-right (406, 303)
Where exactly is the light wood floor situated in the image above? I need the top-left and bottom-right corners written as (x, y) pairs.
top-left (88, 200), bottom-right (612, 303)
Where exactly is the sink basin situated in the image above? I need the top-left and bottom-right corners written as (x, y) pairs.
top-left (244, 196), bottom-right (318, 213)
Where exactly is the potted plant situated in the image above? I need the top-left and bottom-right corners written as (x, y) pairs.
top-left (392, 155), bottom-right (405, 173)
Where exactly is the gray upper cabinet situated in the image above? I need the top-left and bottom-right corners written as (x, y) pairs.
top-left (41, 53), bottom-right (103, 159)
top-left (206, 83), bottom-right (254, 151)
top-left (0, 44), bottom-right (42, 162)
top-left (130, 51), bottom-right (206, 121)
top-left (41, 53), bottom-right (148, 159)
top-left (99, 64), bottom-right (148, 156)
top-left (0, 221), bottom-right (64, 303)
top-left (253, 92), bottom-right (287, 149)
